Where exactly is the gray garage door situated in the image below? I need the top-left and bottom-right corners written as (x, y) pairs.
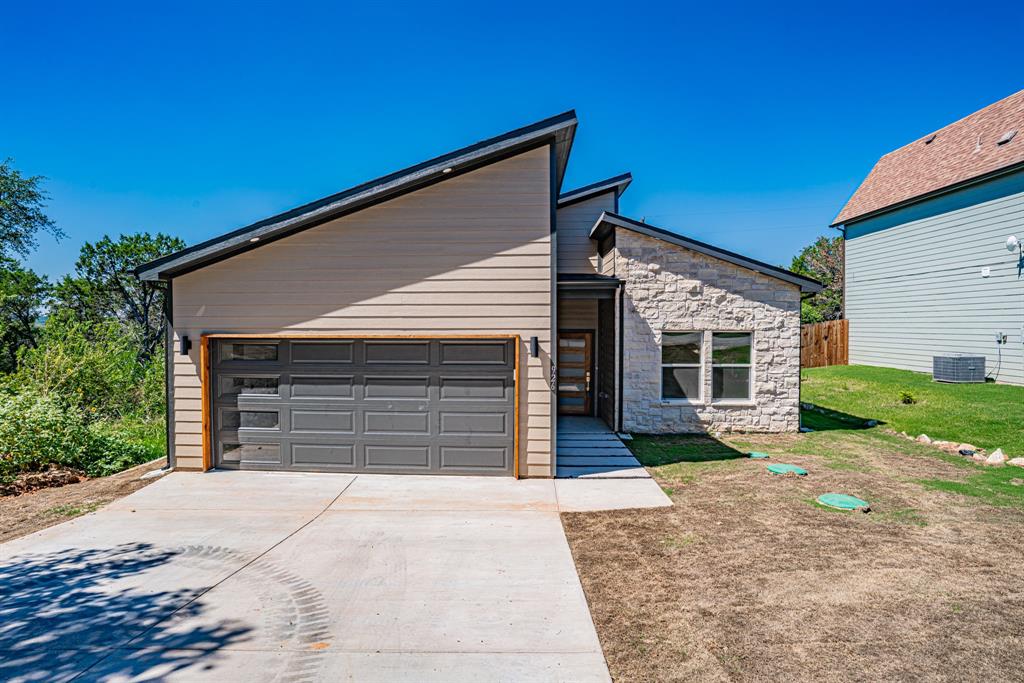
top-left (211, 338), bottom-right (515, 475)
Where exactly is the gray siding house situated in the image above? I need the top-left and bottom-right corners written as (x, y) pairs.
top-left (833, 90), bottom-right (1024, 386)
top-left (136, 112), bottom-right (820, 478)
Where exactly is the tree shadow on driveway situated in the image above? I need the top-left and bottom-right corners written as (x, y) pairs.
top-left (0, 542), bottom-right (252, 682)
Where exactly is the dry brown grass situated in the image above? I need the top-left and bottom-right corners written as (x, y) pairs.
top-left (562, 430), bottom-right (1024, 682)
top-left (0, 458), bottom-right (164, 543)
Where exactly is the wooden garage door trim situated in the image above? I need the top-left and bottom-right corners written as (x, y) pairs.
top-left (199, 334), bottom-right (521, 477)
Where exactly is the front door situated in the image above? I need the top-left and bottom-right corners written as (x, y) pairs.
top-left (558, 332), bottom-right (593, 415)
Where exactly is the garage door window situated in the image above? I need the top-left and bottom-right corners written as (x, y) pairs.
top-left (221, 343), bottom-right (278, 362)
top-left (219, 376), bottom-right (279, 396)
top-left (222, 409), bottom-right (280, 430)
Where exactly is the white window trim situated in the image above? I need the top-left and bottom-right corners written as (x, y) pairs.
top-left (710, 331), bottom-right (754, 404)
top-left (661, 331), bottom-right (704, 403)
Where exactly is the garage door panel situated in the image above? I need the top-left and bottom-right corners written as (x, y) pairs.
top-left (212, 339), bottom-right (514, 475)
top-left (290, 341), bottom-right (354, 364)
top-left (291, 443), bottom-right (355, 467)
top-left (439, 376), bottom-right (509, 400)
top-left (439, 411), bottom-right (508, 436)
top-left (440, 446), bottom-right (509, 469)
top-left (365, 445), bottom-right (431, 468)
top-left (291, 375), bottom-right (355, 399)
top-left (364, 341), bottom-right (430, 364)
top-left (290, 409), bottom-right (355, 434)
top-left (364, 411), bottom-right (431, 435)
top-left (363, 375), bottom-right (430, 399)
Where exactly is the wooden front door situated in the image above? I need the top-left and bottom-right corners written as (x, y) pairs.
top-left (558, 332), bottom-right (593, 415)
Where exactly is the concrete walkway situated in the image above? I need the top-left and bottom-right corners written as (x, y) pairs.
top-left (0, 470), bottom-right (668, 682)
top-left (557, 416), bottom-right (650, 479)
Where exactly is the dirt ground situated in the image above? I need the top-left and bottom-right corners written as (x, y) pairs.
top-left (562, 430), bottom-right (1024, 682)
top-left (0, 458), bottom-right (165, 543)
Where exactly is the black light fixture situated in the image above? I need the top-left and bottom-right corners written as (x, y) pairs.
top-left (529, 336), bottom-right (539, 358)
top-left (180, 335), bottom-right (192, 356)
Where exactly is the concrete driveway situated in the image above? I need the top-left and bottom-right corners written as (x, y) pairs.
top-left (0, 471), bottom-right (666, 682)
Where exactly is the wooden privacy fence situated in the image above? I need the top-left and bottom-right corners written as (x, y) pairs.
top-left (801, 319), bottom-right (848, 368)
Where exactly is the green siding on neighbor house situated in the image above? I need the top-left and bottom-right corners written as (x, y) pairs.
top-left (844, 167), bottom-right (1024, 386)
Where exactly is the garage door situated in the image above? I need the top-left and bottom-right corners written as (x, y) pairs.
top-left (210, 338), bottom-right (516, 475)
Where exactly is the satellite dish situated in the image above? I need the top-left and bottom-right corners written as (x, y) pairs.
top-left (1008, 235), bottom-right (1021, 253)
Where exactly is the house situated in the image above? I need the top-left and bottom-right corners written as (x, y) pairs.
top-left (833, 90), bottom-right (1024, 386)
top-left (136, 111), bottom-right (821, 478)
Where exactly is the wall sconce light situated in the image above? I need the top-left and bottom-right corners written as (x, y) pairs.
top-left (180, 335), bottom-right (192, 356)
top-left (530, 336), bottom-right (539, 358)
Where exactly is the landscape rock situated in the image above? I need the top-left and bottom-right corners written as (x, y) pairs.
top-left (1007, 458), bottom-right (1024, 468)
top-left (972, 453), bottom-right (988, 462)
top-left (957, 443), bottom-right (979, 453)
top-left (916, 434), bottom-right (932, 444)
top-left (985, 449), bottom-right (1007, 466)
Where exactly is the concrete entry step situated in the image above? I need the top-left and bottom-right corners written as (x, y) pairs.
top-left (558, 456), bottom-right (641, 467)
top-left (557, 466), bottom-right (651, 479)
top-left (558, 448), bottom-right (636, 458)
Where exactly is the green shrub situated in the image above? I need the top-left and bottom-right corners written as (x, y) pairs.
top-left (899, 391), bottom-right (917, 405)
top-left (9, 314), bottom-right (146, 421)
top-left (0, 390), bottom-right (160, 485)
top-left (0, 391), bottom-right (91, 483)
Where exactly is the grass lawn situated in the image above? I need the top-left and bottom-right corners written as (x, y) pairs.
top-left (563, 413), bottom-right (1024, 679)
top-left (801, 365), bottom-right (1024, 454)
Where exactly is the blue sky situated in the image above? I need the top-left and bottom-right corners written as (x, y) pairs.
top-left (3, 1), bottom-right (1021, 279)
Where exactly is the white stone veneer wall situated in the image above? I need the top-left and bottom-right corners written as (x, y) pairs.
top-left (616, 231), bottom-right (801, 433)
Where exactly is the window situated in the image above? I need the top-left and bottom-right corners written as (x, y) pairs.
top-left (712, 332), bottom-right (752, 400)
top-left (661, 332), bottom-right (702, 401)
top-left (221, 343), bottom-right (278, 362)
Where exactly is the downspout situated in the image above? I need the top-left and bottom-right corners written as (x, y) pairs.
top-left (163, 278), bottom-right (175, 470)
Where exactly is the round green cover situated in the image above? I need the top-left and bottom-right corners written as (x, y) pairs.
top-left (817, 493), bottom-right (870, 510)
top-left (766, 463), bottom-right (807, 476)
top-left (749, 452), bottom-right (770, 459)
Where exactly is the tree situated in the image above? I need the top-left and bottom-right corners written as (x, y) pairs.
top-left (51, 233), bottom-right (185, 362)
top-left (790, 235), bottom-right (843, 324)
top-left (0, 258), bottom-right (49, 373)
top-left (0, 158), bottom-right (63, 258)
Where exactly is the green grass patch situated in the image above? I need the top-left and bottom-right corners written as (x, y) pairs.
top-left (918, 466), bottom-right (1024, 508)
top-left (45, 502), bottom-right (103, 517)
top-left (802, 365), bottom-right (1024, 453)
top-left (628, 434), bottom-right (747, 467)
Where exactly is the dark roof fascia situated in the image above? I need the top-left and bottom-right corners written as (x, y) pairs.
top-left (136, 111), bottom-right (578, 281)
top-left (591, 212), bottom-right (823, 293)
top-left (831, 158), bottom-right (1024, 227)
top-left (557, 274), bottom-right (623, 288)
top-left (557, 172), bottom-right (632, 208)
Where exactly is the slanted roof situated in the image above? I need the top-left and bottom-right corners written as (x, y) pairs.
top-left (136, 111), bottom-right (578, 281)
top-left (834, 90), bottom-right (1024, 225)
top-left (557, 172), bottom-right (632, 208)
top-left (590, 212), bottom-right (822, 293)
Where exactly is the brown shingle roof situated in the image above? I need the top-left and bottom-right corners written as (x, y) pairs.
top-left (833, 90), bottom-right (1024, 225)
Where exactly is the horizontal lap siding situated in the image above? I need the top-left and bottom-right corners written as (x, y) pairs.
top-left (556, 192), bottom-right (615, 273)
top-left (846, 184), bottom-right (1024, 385)
top-left (171, 146), bottom-right (554, 474)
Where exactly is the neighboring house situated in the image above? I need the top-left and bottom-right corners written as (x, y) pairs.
top-left (833, 90), bottom-right (1024, 386)
top-left (136, 112), bottom-right (820, 478)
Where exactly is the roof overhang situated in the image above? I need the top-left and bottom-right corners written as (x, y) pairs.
top-left (557, 172), bottom-right (632, 208)
top-left (557, 273), bottom-right (622, 299)
top-left (590, 212), bottom-right (823, 293)
top-left (136, 111), bottom-right (578, 281)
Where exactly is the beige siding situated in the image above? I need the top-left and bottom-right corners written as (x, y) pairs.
top-left (171, 146), bottom-right (554, 476)
top-left (555, 192), bottom-right (616, 273)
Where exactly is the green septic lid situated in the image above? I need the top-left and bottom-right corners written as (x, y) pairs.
top-left (766, 463), bottom-right (808, 476)
top-left (749, 452), bottom-right (770, 459)
top-left (817, 493), bottom-right (870, 511)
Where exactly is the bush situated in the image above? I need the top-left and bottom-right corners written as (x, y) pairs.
top-left (0, 391), bottom-right (159, 485)
top-left (899, 391), bottom-right (917, 405)
top-left (8, 314), bottom-right (145, 421)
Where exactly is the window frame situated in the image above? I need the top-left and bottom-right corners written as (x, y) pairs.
top-left (660, 331), bottom-right (704, 403)
top-left (710, 331), bottom-right (754, 403)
